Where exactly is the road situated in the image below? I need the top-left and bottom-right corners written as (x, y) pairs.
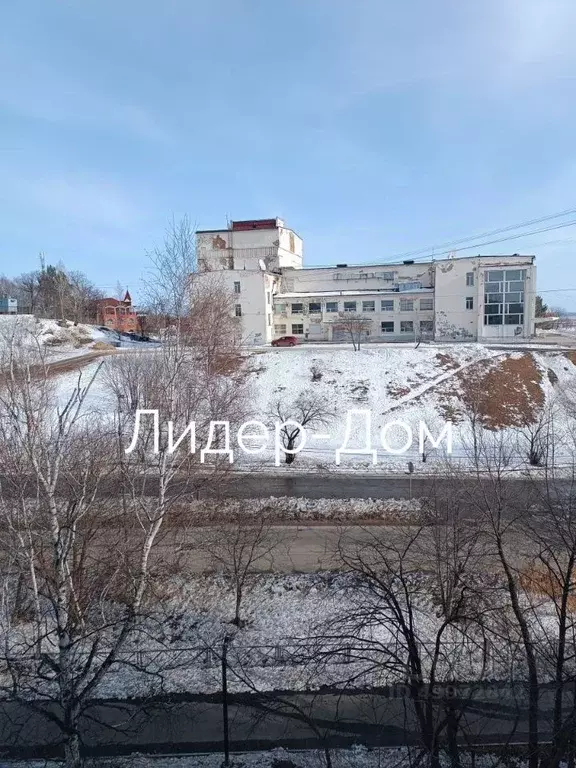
top-left (0, 684), bottom-right (565, 759)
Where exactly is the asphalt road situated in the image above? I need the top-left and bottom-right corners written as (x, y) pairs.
top-left (0, 684), bottom-right (565, 759)
top-left (0, 470), bottom-right (556, 501)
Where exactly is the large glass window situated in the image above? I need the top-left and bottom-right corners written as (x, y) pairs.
top-left (400, 299), bottom-right (414, 311)
top-left (398, 281), bottom-right (422, 292)
top-left (362, 300), bottom-right (375, 312)
top-left (381, 299), bottom-right (394, 311)
top-left (420, 298), bottom-right (433, 311)
top-left (484, 268), bottom-right (525, 328)
top-left (343, 301), bottom-right (357, 312)
top-left (381, 321), bottom-right (394, 333)
top-left (400, 321), bottom-right (414, 333)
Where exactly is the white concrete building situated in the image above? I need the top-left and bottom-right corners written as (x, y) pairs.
top-left (196, 219), bottom-right (536, 345)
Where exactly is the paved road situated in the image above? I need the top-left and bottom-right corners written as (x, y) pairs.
top-left (0, 684), bottom-right (564, 758)
top-left (1, 470), bottom-right (554, 506)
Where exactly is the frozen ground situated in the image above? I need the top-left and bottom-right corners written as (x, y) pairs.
top-left (0, 315), bottom-right (156, 362)
top-left (13, 746), bottom-right (521, 768)
top-left (45, 342), bottom-right (576, 471)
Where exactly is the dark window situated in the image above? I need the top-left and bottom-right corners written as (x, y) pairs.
top-left (291, 303), bottom-right (304, 314)
top-left (400, 321), bottom-right (414, 333)
top-left (291, 324), bottom-right (304, 335)
top-left (465, 297), bottom-right (474, 310)
top-left (362, 300), bottom-right (375, 312)
top-left (505, 314), bottom-right (524, 325)
top-left (326, 301), bottom-right (338, 312)
top-left (381, 300), bottom-right (394, 311)
top-left (309, 302), bottom-right (322, 313)
top-left (234, 304), bottom-right (242, 317)
top-left (485, 315), bottom-right (503, 325)
top-left (419, 320), bottom-right (434, 333)
top-left (381, 321), bottom-right (394, 333)
top-left (343, 301), bottom-right (357, 312)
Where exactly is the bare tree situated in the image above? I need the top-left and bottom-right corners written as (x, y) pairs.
top-left (269, 392), bottom-right (334, 465)
top-left (194, 504), bottom-right (288, 627)
top-left (330, 312), bottom-right (372, 351)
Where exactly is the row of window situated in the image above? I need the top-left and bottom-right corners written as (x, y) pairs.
top-left (275, 320), bottom-right (434, 336)
top-left (277, 297), bottom-right (435, 314)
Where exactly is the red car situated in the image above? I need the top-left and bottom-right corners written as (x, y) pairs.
top-left (271, 335), bottom-right (299, 347)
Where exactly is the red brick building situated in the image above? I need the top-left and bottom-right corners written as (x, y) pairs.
top-left (96, 291), bottom-right (139, 333)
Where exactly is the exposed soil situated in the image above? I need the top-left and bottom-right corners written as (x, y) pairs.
top-left (437, 353), bottom-right (545, 429)
top-left (387, 384), bottom-right (411, 399)
top-left (435, 352), bottom-right (460, 371)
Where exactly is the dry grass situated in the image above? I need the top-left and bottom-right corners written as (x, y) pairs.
top-left (519, 567), bottom-right (576, 611)
top-left (437, 353), bottom-right (545, 429)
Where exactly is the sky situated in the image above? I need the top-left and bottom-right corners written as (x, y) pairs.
top-left (1, 0), bottom-right (576, 308)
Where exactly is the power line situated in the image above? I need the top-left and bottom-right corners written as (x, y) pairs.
top-left (384, 206), bottom-right (576, 261)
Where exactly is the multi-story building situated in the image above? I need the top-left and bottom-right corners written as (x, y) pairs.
top-left (196, 218), bottom-right (536, 345)
top-left (95, 291), bottom-right (139, 333)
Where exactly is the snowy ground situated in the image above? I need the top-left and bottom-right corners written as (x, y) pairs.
top-left (12, 746), bottom-right (521, 768)
top-left (45, 342), bottom-right (576, 471)
top-left (0, 315), bottom-right (157, 362)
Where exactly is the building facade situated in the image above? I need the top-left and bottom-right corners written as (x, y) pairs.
top-left (0, 296), bottom-right (18, 314)
top-left (196, 219), bottom-right (536, 345)
top-left (96, 291), bottom-right (139, 333)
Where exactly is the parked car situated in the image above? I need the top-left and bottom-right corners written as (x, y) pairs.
top-left (271, 335), bottom-right (299, 347)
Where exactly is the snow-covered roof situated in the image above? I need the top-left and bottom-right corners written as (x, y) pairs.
top-left (275, 288), bottom-right (434, 298)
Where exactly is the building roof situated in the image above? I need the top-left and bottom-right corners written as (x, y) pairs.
top-left (275, 288), bottom-right (434, 299)
top-left (297, 254), bottom-right (535, 272)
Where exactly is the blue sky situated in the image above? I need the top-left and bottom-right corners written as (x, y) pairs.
top-left (1, 0), bottom-right (576, 307)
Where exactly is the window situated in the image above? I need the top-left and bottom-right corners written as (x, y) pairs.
top-left (233, 281), bottom-right (241, 294)
top-left (485, 315), bottom-right (503, 326)
top-left (362, 300), bottom-right (375, 312)
top-left (273, 303), bottom-right (286, 313)
top-left (466, 272), bottom-right (474, 286)
top-left (507, 281), bottom-right (525, 292)
top-left (291, 303), bottom-right (304, 314)
top-left (506, 302), bottom-right (524, 314)
top-left (400, 321), bottom-right (414, 333)
top-left (309, 301), bottom-right (322, 313)
top-left (420, 298), bottom-right (433, 311)
top-left (343, 301), bottom-right (357, 312)
top-left (227, 256), bottom-right (234, 270)
top-left (419, 320), bottom-right (434, 333)
top-left (505, 269), bottom-right (525, 281)
top-left (487, 270), bottom-right (504, 282)
top-left (291, 323), bottom-right (304, 335)
top-left (274, 324), bottom-right (286, 335)
top-left (266, 292), bottom-right (271, 305)
top-left (505, 314), bottom-right (524, 325)
top-left (381, 299), bottom-right (394, 312)
top-left (400, 298), bottom-right (414, 311)
top-left (398, 281), bottom-right (421, 292)
top-left (267, 314), bottom-right (272, 326)
top-left (325, 301), bottom-right (338, 313)
top-left (289, 232), bottom-right (295, 252)
top-left (234, 304), bottom-right (242, 317)
top-left (466, 297), bottom-right (474, 310)
top-left (381, 271), bottom-right (395, 281)
top-left (381, 321), bottom-right (394, 333)
top-left (484, 304), bottom-right (501, 315)
top-left (484, 282), bottom-right (501, 294)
